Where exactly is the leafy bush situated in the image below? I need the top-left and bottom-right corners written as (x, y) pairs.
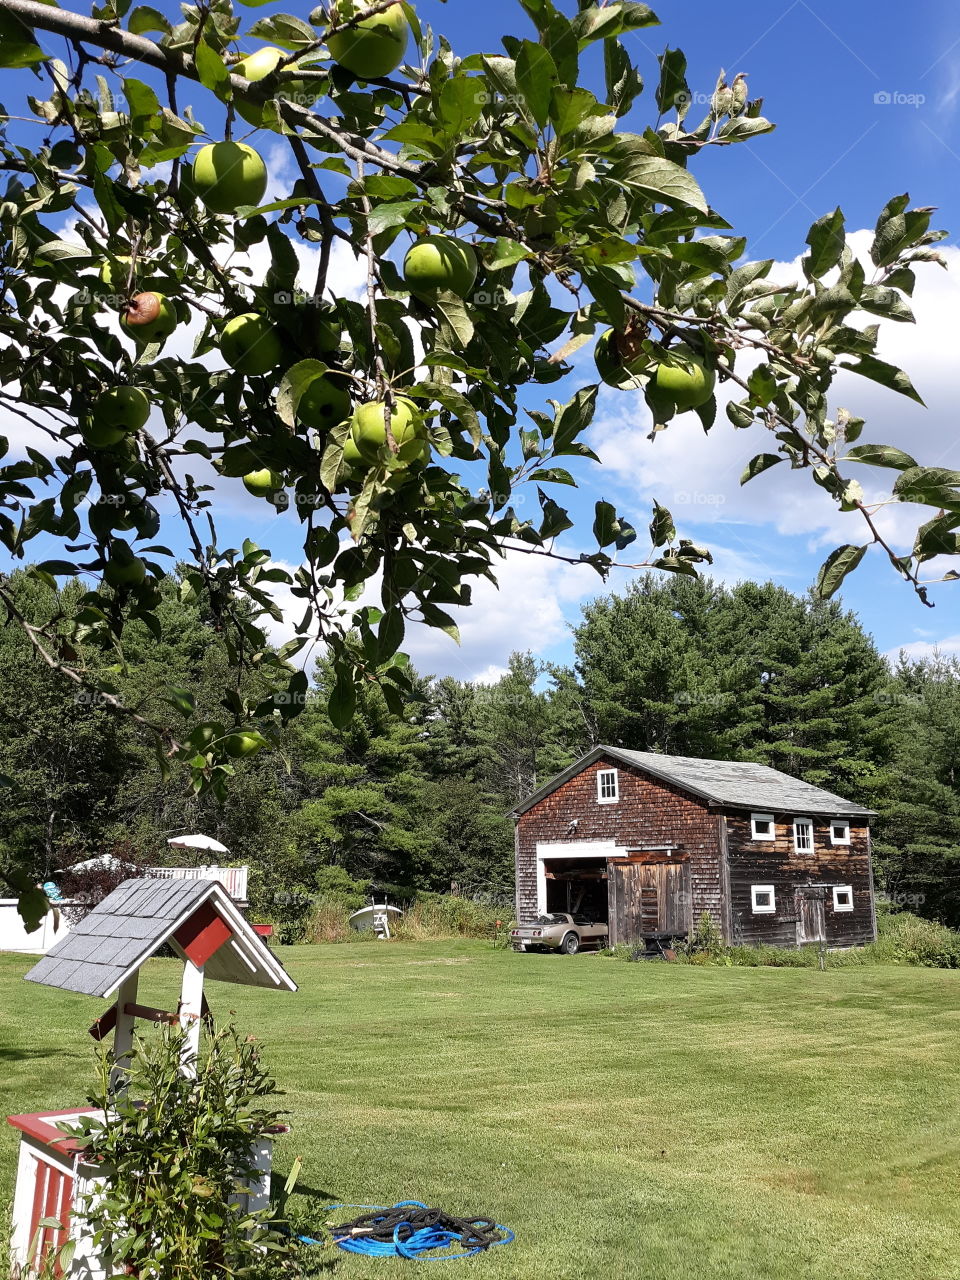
top-left (65, 1024), bottom-right (296, 1280)
top-left (871, 907), bottom-right (960, 968)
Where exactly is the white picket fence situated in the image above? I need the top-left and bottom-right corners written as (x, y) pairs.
top-left (150, 864), bottom-right (249, 902)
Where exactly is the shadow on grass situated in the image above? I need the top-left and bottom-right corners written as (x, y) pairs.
top-left (0, 1045), bottom-right (60, 1062)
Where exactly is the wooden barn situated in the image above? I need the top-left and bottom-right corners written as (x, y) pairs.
top-left (512, 747), bottom-right (876, 949)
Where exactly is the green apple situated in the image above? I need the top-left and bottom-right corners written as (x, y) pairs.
top-left (220, 313), bottom-right (283, 376)
top-left (242, 468), bottom-right (283, 498)
top-left (327, 2), bottom-right (408, 79)
top-left (654, 345), bottom-right (716, 411)
top-left (350, 396), bottom-right (425, 462)
top-left (234, 46), bottom-right (318, 127)
top-left (312, 307), bottom-right (341, 356)
top-left (403, 235), bottom-right (478, 301)
top-left (594, 328), bottom-right (650, 390)
top-left (120, 292), bottom-right (178, 345)
top-left (90, 387), bottom-right (150, 445)
top-left (225, 730), bottom-right (265, 757)
top-left (297, 375), bottom-right (352, 430)
top-left (98, 256), bottom-right (162, 296)
top-left (342, 434), bottom-right (367, 469)
top-left (191, 142), bottom-right (268, 215)
top-left (104, 543), bottom-right (146, 588)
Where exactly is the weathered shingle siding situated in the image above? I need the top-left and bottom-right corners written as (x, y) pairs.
top-left (515, 756), bottom-right (724, 931)
top-left (725, 812), bottom-right (875, 947)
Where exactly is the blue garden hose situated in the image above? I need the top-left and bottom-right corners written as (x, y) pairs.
top-left (302, 1200), bottom-right (515, 1260)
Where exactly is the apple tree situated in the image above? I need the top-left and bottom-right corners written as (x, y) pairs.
top-left (0, 0), bottom-right (954, 921)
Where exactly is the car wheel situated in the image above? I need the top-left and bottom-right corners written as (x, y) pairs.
top-left (560, 932), bottom-right (579, 955)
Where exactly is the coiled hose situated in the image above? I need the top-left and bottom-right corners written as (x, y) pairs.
top-left (302, 1200), bottom-right (514, 1260)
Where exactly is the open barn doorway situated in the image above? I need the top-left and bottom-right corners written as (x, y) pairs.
top-left (543, 858), bottom-right (609, 926)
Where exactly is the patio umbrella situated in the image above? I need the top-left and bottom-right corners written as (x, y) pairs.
top-left (166, 834), bottom-right (230, 855)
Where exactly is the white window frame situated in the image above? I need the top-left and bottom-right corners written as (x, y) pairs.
top-left (596, 768), bottom-right (619, 804)
top-left (751, 812), bottom-right (776, 841)
top-left (832, 885), bottom-right (854, 913)
top-left (793, 817), bottom-right (814, 855)
top-left (830, 818), bottom-right (851, 846)
top-left (751, 884), bottom-right (776, 914)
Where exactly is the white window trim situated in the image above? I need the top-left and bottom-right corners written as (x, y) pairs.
top-left (833, 885), bottom-right (854, 913)
top-left (597, 768), bottom-right (619, 804)
top-left (751, 884), bottom-right (776, 914)
top-left (751, 812), bottom-right (776, 841)
top-left (830, 818), bottom-right (851, 846)
top-left (793, 817), bottom-right (814, 855)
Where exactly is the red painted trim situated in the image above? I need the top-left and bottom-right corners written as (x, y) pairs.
top-left (54, 1173), bottom-right (74, 1277)
top-left (89, 1003), bottom-right (118, 1041)
top-left (253, 924), bottom-right (273, 938)
top-left (7, 1109), bottom-right (98, 1154)
top-left (173, 900), bottom-right (233, 967)
top-left (29, 1158), bottom-right (49, 1261)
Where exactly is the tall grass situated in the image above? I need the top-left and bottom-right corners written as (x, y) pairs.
top-left (302, 891), bottom-right (507, 944)
top-left (608, 907), bottom-right (960, 969)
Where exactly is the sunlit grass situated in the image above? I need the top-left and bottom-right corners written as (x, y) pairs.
top-left (2, 941), bottom-right (959, 1279)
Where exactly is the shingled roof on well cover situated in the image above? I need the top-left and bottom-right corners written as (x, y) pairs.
top-left (512, 746), bottom-right (875, 818)
top-left (23, 877), bottom-right (296, 998)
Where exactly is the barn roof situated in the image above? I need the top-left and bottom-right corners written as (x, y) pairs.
top-left (23, 878), bottom-right (296, 998)
top-left (512, 746), bottom-right (875, 818)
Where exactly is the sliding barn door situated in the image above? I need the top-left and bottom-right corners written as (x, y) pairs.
top-left (609, 861), bottom-right (691, 944)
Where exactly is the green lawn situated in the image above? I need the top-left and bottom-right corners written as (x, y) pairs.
top-left (3, 941), bottom-right (960, 1279)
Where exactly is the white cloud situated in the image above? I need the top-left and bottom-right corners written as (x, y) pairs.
top-left (884, 635), bottom-right (960, 662)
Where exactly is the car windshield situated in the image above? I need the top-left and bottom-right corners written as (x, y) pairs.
top-left (534, 914), bottom-right (567, 925)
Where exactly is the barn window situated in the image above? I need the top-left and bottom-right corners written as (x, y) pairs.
top-left (833, 885), bottom-right (854, 912)
top-left (751, 884), bottom-right (776, 914)
top-left (597, 769), bottom-right (619, 804)
top-left (751, 813), bottom-right (775, 841)
top-left (793, 818), bottom-right (814, 854)
top-left (830, 818), bottom-right (851, 846)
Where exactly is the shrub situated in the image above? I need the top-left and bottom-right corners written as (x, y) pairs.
top-left (871, 908), bottom-right (960, 968)
top-left (65, 1024), bottom-right (296, 1280)
top-left (303, 895), bottom-right (355, 944)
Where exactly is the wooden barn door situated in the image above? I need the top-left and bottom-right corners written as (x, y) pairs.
top-left (795, 887), bottom-right (826, 945)
top-left (609, 861), bottom-right (691, 944)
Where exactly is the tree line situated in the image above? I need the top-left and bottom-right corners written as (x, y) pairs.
top-left (0, 569), bottom-right (957, 930)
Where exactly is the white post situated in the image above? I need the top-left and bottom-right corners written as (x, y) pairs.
top-left (110, 972), bottom-right (139, 1091)
top-left (178, 960), bottom-right (205, 1077)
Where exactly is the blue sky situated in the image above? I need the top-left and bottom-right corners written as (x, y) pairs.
top-left (6, 0), bottom-right (960, 682)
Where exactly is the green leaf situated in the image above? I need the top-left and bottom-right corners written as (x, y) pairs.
top-left (437, 75), bottom-right (485, 136)
top-left (740, 453), bottom-right (782, 485)
top-left (841, 355), bottom-right (924, 405)
top-left (603, 38), bottom-right (643, 117)
top-left (813, 544), bottom-right (868, 599)
top-left (611, 151), bottom-right (708, 213)
top-left (844, 443), bottom-right (918, 471)
top-left (484, 238), bottom-right (531, 271)
top-left (538, 488), bottom-right (574, 538)
top-left (276, 359), bottom-right (328, 428)
top-left (367, 200), bottom-right (420, 236)
top-left (328, 671), bottom-right (356, 728)
top-left (127, 5), bottom-right (172, 34)
top-left (894, 467), bottom-right (960, 510)
top-left (655, 47), bottom-right (688, 115)
top-left (515, 41), bottom-right (559, 128)
top-left (803, 208), bottom-right (845, 280)
top-left (649, 500), bottom-right (675, 547)
top-left (0, 10), bottom-right (44, 67)
top-left (194, 42), bottom-right (231, 97)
